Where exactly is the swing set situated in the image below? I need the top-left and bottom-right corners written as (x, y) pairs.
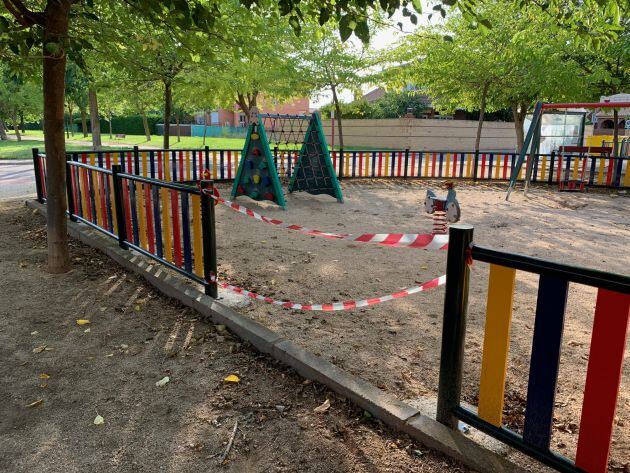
top-left (506, 101), bottom-right (630, 200)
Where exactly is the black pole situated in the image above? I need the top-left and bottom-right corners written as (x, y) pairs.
top-left (473, 150), bottom-right (479, 182)
top-left (32, 148), bottom-right (44, 203)
top-left (204, 146), bottom-right (210, 173)
top-left (338, 147), bottom-right (344, 180)
top-left (274, 145), bottom-right (279, 170)
top-left (200, 180), bottom-right (218, 298)
top-left (65, 156), bottom-right (77, 222)
top-left (111, 164), bottom-right (128, 250)
top-left (548, 151), bottom-right (555, 185)
top-left (436, 224), bottom-right (474, 429)
top-left (404, 148), bottom-right (410, 178)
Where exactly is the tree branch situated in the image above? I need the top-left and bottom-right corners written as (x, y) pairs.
top-left (3, 0), bottom-right (44, 27)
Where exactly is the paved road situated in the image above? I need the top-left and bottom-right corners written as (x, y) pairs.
top-left (0, 160), bottom-right (36, 200)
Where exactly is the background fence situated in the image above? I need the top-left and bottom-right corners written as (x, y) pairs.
top-left (32, 147), bottom-right (630, 206)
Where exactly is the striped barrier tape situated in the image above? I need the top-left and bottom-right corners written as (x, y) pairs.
top-left (203, 189), bottom-right (449, 250)
top-left (209, 274), bottom-right (446, 311)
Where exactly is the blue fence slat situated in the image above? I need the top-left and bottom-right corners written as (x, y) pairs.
top-left (523, 274), bottom-right (569, 450)
top-left (152, 185), bottom-right (163, 258)
top-left (181, 193), bottom-right (192, 273)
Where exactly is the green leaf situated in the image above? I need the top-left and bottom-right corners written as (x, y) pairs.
top-left (0, 17), bottom-right (10, 33)
top-left (44, 42), bottom-right (61, 55)
top-left (411, 0), bottom-right (422, 13)
top-left (354, 20), bottom-right (370, 43)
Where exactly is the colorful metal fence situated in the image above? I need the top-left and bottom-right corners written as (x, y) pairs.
top-left (437, 225), bottom-right (630, 473)
top-left (65, 159), bottom-right (218, 296)
top-left (32, 147), bottom-right (630, 205)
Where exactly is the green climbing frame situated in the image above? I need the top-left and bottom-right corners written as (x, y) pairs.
top-left (288, 113), bottom-right (343, 203)
top-left (231, 122), bottom-right (286, 208)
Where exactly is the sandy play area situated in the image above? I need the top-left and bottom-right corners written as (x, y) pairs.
top-left (209, 179), bottom-right (629, 470)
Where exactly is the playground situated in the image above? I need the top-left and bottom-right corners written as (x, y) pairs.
top-left (14, 105), bottom-right (630, 472)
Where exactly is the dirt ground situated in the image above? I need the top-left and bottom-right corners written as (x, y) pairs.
top-left (206, 179), bottom-right (629, 471)
top-left (0, 198), bottom-right (471, 473)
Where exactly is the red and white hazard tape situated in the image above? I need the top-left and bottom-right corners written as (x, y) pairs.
top-left (209, 274), bottom-right (446, 311)
top-left (204, 191), bottom-right (449, 250)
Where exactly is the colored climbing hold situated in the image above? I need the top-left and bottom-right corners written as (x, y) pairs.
top-left (263, 192), bottom-right (274, 200)
top-left (262, 176), bottom-right (271, 187)
top-left (237, 185), bottom-right (245, 194)
top-left (258, 161), bottom-right (267, 169)
top-left (247, 159), bottom-right (255, 169)
top-left (253, 174), bottom-right (261, 184)
top-left (251, 133), bottom-right (259, 140)
top-left (250, 190), bottom-right (260, 199)
top-left (253, 148), bottom-right (261, 156)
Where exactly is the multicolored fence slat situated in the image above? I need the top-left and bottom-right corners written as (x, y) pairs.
top-left (478, 264), bottom-right (516, 427)
top-left (523, 275), bottom-right (568, 450)
top-left (575, 289), bottom-right (630, 473)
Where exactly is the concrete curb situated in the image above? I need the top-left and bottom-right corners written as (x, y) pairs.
top-left (26, 199), bottom-right (527, 473)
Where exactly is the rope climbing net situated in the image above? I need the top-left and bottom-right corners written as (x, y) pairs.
top-left (259, 113), bottom-right (312, 146)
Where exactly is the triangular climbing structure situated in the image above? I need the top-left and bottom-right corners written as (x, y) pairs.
top-left (288, 113), bottom-right (343, 203)
top-left (231, 123), bottom-right (286, 208)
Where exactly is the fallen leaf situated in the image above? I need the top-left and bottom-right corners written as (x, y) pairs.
top-left (76, 319), bottom-right (90, 326)
top-left (420, 265), bottom-right (428, 270)
top-left (105, 353), bottom-right (114, 357)
top-left (134, 305), bottom-right (141, 312)
top-left (93, 414), bottom-right (105, 425)
top-left (19, 262), bottom-right (27, 268)
top-left (32, 345), bottom-right (46, 354)
top-left (39, 373), bottom-right (50, 379)
top-left (120, 344), bottom-right (129, 350)
top-left (313, 399), bottom-right (331, 414)
top-left (155, 376), bottom-right (170, 387)
top-left (30, 331), bottom-right (38, 336)
top-left (223, 374), bottom-right (240, 383)
top-left (26, 399), bottom-right (43, 408)
top-left (84, 328), bottom-right (91, 333)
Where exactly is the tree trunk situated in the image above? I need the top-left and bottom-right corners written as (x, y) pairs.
top-left (203, 109), bottom-right (208, 146)
top-left (511, 102), bottom-right (527, 152)
top-left (140, 109), bottom-right (151, 141)
top-left (12, 111), bottom-right (22, 141)
top-left (80, 108), bottom-right (88, 137)
top-left (89, 88), bottom-right (102, 149)
top-left (43, 3), bottom-right (72, 273)
top-left (0, 118), bottom-right (8, 140)
top-left (331, 85), bottom-right (344, 150)
top-left (163, 80), bottom-right (172, 150)
top-left (175, 112), bottom-right (181, 142)
top-left (20, 112), bottom-right (25, 133)
top-left (474, 82), bottom-right (490, 153)
top-left (612, 108), bottom-right (619, 158)
top-left (108, 114), bottom-right (113, 139)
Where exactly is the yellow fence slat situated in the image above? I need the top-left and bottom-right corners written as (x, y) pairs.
top-left (345, 152), bottom-right (350, 177)
top-left (161, 188), bottom-right (172, 262)
top-left (185, 151), bottom-right (191, 181)
top-left (192, 195), bottom-right (203, 278)
top-left (624, 162), bottom-right (630, 187)
top-left (424, 152), bottom-right (430, 176)
top-left (465, 153), bottom-right (472, 178)
top-left (109, 174), bottom-right (118, 234)
top-left (445, 153), bottom-right (451, 177)
top-left (92, 170), bottom-right (103, 227)
top-left (212, 151), bottom-right (218, 179)
top-left (572, 157), bottom-right (579, 180)
top-left (540, 156), bottom-right (547, 181)
top-left (384, 152), bottom-right (390, 176)
top-left (597, 158), bottom-right (605, 185)
top-left (142, 151), bottom-right (148, 177)
top-left (478, 264), bottom-right (516, 427)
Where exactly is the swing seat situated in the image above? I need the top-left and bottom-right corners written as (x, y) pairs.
top-left (559, 179), bottom-right (585, 192)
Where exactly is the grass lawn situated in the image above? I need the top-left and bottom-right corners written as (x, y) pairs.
top-left (0, 138), bottom-right (126, 160)
top-left (12, 131), bottom-right (246, 150)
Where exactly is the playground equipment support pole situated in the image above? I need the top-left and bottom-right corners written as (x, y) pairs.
top-left (201, 180), bottom-right (218, 298)
top-left (111, 165), bottom-right (128, 250)
top-left (32, 148), bottom-right (44, 203)
top-left (338, 148), bottom-right (344, 180)
top-left (437, 224), bottom-right (474, 429)
top-left (65, 156), bottom-right (77, 222)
